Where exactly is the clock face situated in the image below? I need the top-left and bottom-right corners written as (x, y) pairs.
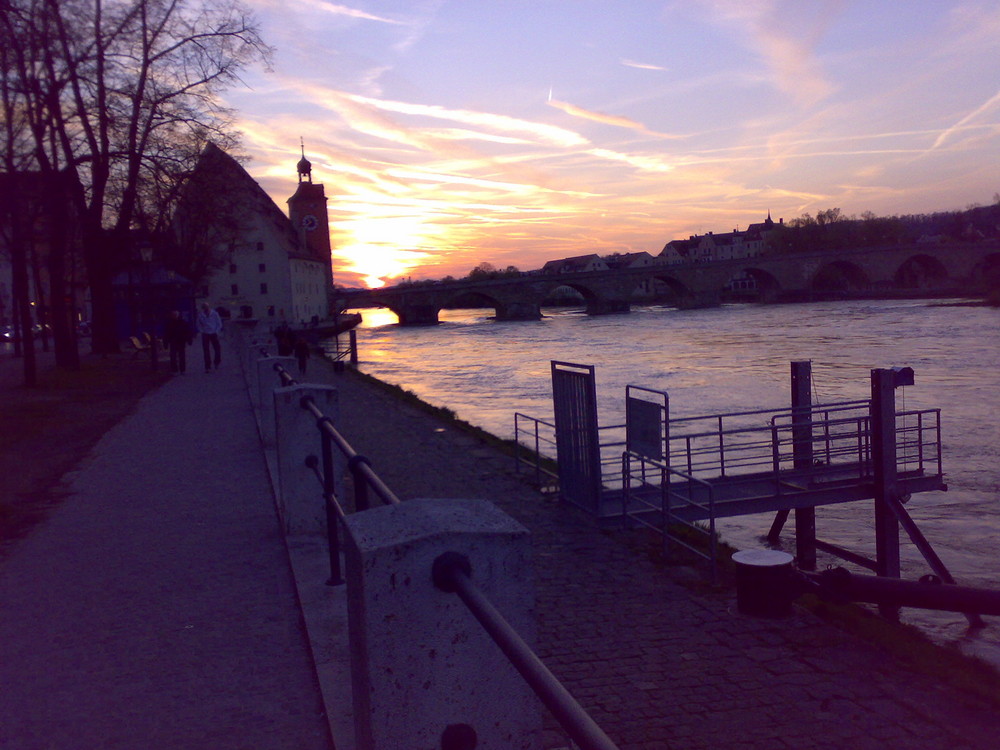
top-left (301, 214), bottom-right (319, 232)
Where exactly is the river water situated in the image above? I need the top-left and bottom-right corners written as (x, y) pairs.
top-left (335, 299), bottom-right (1000, 659)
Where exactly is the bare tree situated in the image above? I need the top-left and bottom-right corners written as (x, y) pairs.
top-left (2, 0), bottom-right (270, 353)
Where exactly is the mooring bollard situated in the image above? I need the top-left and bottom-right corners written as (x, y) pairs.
top-left (732, 549), bottom-right (795, 618)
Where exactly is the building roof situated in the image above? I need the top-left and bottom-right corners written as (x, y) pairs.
top-left (542, 253), bottom-right (608, 272)
top-left (185, 143), bottom-right (301, 252)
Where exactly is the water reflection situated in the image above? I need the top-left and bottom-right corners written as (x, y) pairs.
top-left (337, 299), bottom-right (1000, 658)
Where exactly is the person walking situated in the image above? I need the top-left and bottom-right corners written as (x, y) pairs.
top-left (162, 310), bottom-right (193, 373)
top-left (196, 302), bottom-right (223, 372)
top-left (293, 335), bottom-right (310, 375)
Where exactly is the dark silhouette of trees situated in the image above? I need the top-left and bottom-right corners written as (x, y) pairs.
top-left (767, 200), bottom-right (1000, 257)
top-left (466, 262), bottom-right (521, 280)
top-left (0, 0), bottom-right (270, 357)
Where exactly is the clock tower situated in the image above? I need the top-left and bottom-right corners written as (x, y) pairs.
top-left (286, 144), bottom-right (335, 318)
top-left (286, 145), bottom-right (332, 263)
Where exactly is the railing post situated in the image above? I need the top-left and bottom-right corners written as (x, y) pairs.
top-left (343, 498), bottom-right (537, 750)
top-left (320, 427), bottom-right (343, 585)
top-left (273, 384), bottom-right (340, 535)
top-left (256, 356), bottom-right (296, 446)
top-left (349, 329), bottom-right (359, 366)
top-left (871, 366), bottom-right (912, 620)
top-left (791, 360), bottom-right (817, 569)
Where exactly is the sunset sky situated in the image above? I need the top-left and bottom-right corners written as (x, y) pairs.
top-left (226, 1), bottom-right (1000, 288)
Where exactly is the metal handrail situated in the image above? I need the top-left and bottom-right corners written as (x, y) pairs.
top-left (272, 358), bottom-right (402, 511)
top-left (622, 450), bottom-right (718, 578)
top-left (261, 356), bottom-right (616, 748)
top-left (434, 552), bottom-right (620, 750)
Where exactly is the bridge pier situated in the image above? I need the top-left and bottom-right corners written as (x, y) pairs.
top-left (495, 301), bottom-right (542, 321)
top-left (585, 298), bottom-right (630, 315)
top-left (676, 291), bottom-right (721, 309)
top-left (395, 305), bottom-right (440, 326)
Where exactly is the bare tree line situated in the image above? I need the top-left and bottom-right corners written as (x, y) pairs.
top-left (1, 0), bottom-right (270, 383)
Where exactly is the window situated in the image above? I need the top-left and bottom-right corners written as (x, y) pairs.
top-left (231, 284), bottom-right (238, 295)
top-left (267, 305), bottom-right (275, 317)
top-left (229, 264), bottom-right (237, 273)
top-left (260, 283), bottom-right (268, 294)
top-left (258, 263), bottom-right (266, 273)
top-left (256, 241), bottom-right (264, 252)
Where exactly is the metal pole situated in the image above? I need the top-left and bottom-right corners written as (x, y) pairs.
top-left (321, 428), bottom-right (343, 585)
top-left (791, 361), bottom-right (816, 569)
top-left (433, 553), bottom-right (620, 750)
top-left (808, 568), bottom-right (1000, 617)
top-left (871, 368), bottom-right (901, 620)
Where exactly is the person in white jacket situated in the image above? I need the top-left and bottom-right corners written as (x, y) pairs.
top-left (196, 303), bottom-right (223, 372)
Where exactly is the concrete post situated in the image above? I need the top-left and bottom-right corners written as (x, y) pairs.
top-left (256, 356), bottom-right (296, 445)
top-left (274, 384), bottom-right (341, 535)
top-left (343, 498), bottom-right (539, 750)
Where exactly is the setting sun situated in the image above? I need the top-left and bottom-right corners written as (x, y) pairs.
top-left (332, 213), bottom-right (437, 287)
top-left (229, 1), bottom-right (1000, 290)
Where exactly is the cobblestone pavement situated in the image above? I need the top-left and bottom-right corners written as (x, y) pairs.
top-left (322, 363), bottom-right (1000, 750)
top-left (0, 350), bottom-right (333, 750)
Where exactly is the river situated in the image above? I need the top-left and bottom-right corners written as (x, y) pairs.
top-left (334, 299), bottom-right (1000, 660)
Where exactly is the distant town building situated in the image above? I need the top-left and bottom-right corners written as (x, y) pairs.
top-left (542, 254), bottom-right (610, 274)
top-left (602, 251), bottom-right (657, 269)
top-left (659, 213), bottom-right (782, 264)
top-left (176, 143), bottom-right (334, 324)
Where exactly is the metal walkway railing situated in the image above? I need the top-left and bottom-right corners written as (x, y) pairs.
top-left (267, 358), bottom-right (621, 750)
top-left (517, 394), bottom-right (946, 580)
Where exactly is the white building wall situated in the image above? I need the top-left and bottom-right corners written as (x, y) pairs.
top-left (290, 258), bottom-right (328, 323)
top-left (203, 213), bottom-right (294, 322)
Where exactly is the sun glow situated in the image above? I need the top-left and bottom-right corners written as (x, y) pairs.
top-left (333, 214), bottom-right (438, 287)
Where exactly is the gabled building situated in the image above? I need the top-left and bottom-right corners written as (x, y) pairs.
top-left (177, 144), bottom-right (333, 325)
top-left (541, 254), bottom-right (610, 274)
top-left (603, 251), bottom-right (656, 269)
top-left (658, 213), bottom-right (781, 264)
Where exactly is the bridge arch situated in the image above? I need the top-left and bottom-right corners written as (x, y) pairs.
top-left (540, 281), bottom-right (630, 315)
top-left (721, 267), bottom-right (782, 302)
top-left (893, 254), bottom-right (949, 290)
top-left (811, 260), bottom-right (870, 293)
top-left (441, 288), bottom-right (543, 322)
top-left (646, 273), bottom-right (694, 306)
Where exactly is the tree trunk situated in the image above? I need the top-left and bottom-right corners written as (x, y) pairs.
top-left (5, 176), bottom-right (38, 386)
top-left (45, 173), bottom-right (80, 369)
top-left (84, 226), bottom-right (120, 355)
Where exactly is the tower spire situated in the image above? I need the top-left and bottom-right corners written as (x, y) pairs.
top-left (296, 137), bottom-right (312, 183)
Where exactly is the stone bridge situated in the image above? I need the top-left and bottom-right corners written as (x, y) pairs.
top-left (344, 242), bottom-right (1000, 325)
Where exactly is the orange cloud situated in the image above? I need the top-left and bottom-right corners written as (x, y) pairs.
top-left (546, 98), bottom-right (685, 140)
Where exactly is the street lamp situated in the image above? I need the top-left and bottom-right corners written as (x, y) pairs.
top-left (138, 239), bottom-right (158, 371)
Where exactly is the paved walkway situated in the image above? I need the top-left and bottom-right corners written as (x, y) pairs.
top-left (3, 338), bottom-right (1000, 749)
top-left (0, 346), bottom-right (333, 749)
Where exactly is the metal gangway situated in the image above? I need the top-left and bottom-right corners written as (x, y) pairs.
top-left (516, 361), bottom-right (952, 589)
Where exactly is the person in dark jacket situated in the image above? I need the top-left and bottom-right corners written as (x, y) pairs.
top-left (293, 335), bottom-right (310, 374)
top-left (163, 310), bottom-right (193, 373)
